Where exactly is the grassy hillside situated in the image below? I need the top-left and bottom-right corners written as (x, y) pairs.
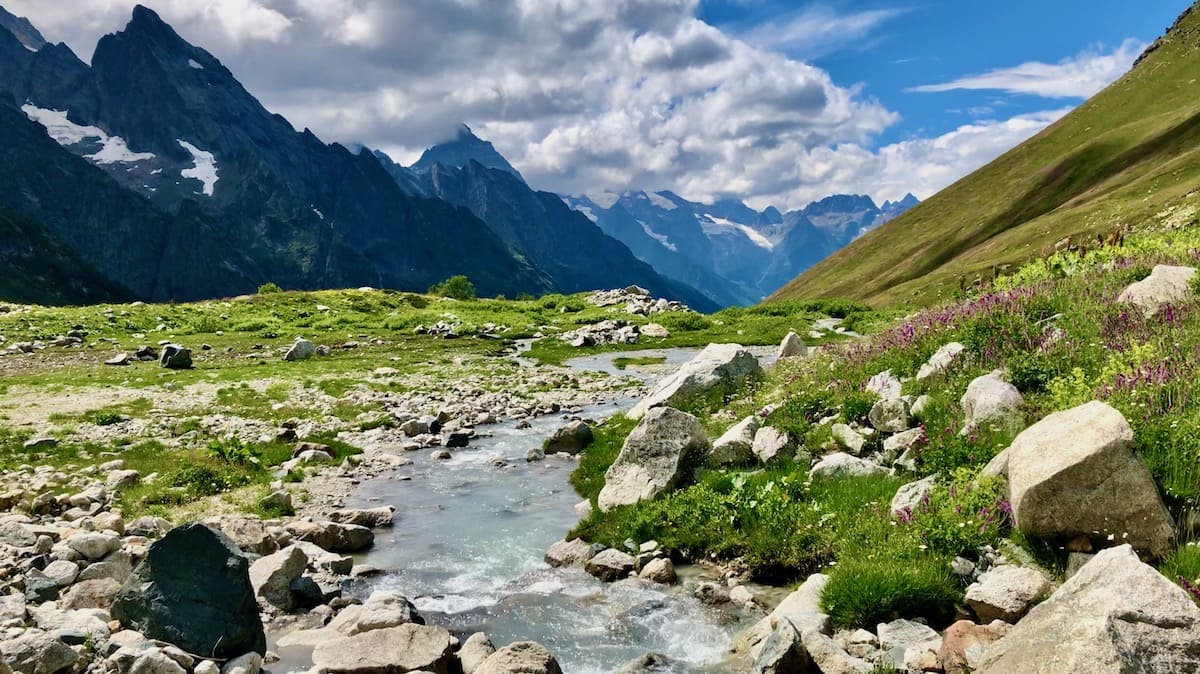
top-left (772, 3), bottom-right (1200, 308)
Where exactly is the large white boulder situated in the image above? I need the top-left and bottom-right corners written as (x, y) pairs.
top-left (1006, 400), bottom-right (1174, 558)
top-left (597, 408), bottom-right (709, 512)
top-left (961, 370), bottom-right (1024, 434)
top-left (1117, 264), bottom-right (1196, 316)
top-left (977, 545), bottom-right (1200, 673)
top-left (629, 343), bottom-right (760, 419)
top-left (964, 565), bottom-right (1051, 623)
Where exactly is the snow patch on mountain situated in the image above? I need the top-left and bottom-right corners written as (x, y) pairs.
top-left (22, 104), bottom-right (155, 164)
top-left (187, 58), bottom-right (203, 69)
top-left (646, 192), bottom-right (678, 210)
top-left (700, 215), bottom-right (775, 250)
top-left (639, 220), bottom-right (677, 252)
top-left (574, 205), bottom-right (598, 222)
top-left (178, 140), bottom-right (219, 196)
top-left (586, 191), bottom-right (620, 209)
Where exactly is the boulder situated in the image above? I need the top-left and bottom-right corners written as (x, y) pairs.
top-left (868, 398), bottom-right (910, 433)
top-left (754, 619), bottom-right (808, 674)
top-left (544, 539), bottom-right (596, 568)
top-left (890, 475), bottom-right (936, 516)
top-left (866, 370), bottom-right (902, 400)
top-left (597, 407), bottom-right (709, 512)
top-left (285, 520), bottom-right (374, 553)
top-left (474, 641), bottom-right (563, 674)
top-left (59, 578), bottom-right (121, 610)
top-left (41, 560), bottom-right (80, 587)
top-left (544, 421), bottom-right (593, 455)
top-left (733, 573), bottom-right (830, 660)
top-left (66, 532), bottom-right (121, 561)
top-left (77, 551), bottom-right (134, 584)
top-left (638, 558), bottom-right (676, 584)
top-left (710, 416), bottom-right (759, 465)
top-left (938, 620), bottom-right (1009, 674)
top-left (877, 618), bottom-right (942, 672)
top-left (613, 653), bottom-right (679, 673)
top-left (0, 630), bottom-right (77, 674)
top-left (311, 623), bottom-right (454, 674)
top-left (777, 332), bottom-right (808, 359)
top-left (284, 338), bottom-right (316, 361)
top-left (158, 344), bottom-right (192, 370)
top-left (327, 507), bottom-right (396, 529)
top-left (830, 424), bottom-right (865, 455)
top-left (249, 546), bottom-right (308, 611)
top-left (977, 545), bottom-right (1200, 673)
top-left (349, 591), bottom-right (423, 633)
top-left (964, 565), bottom-right (1050, 623)
top-left (129, 650), bottom-right (186, 674)
top-left (641, 323), bottom-right (670, 339)
top-left (881, 428), bottom-right (926, 465)
top-left (460, 632), bottom-right (496, 674)
top-left (810, 453), bottom-right (888, 479)
top-left (917, 342), bottom-right (965, 380)
top-left (961, 371), bottom-right (1024, 433)
top-left (629, 344), bottom-right (761, 419)
top-left (584, 548), bottom-right (635, 582)
top-left (222, 653), bottom-right (262, 674)
top-left (751, 427), bottom-right (793, 464)
top-left (1117, 264), bottom-right (1197, 316)
top-left (1005, 400), bottom-right (1175, 558)
top-left (205, 516), bottom-right (279, 556)
top-left (111, 524), bottom-right (265, 658)
top-left (802, 630), bottom-right (873, 674)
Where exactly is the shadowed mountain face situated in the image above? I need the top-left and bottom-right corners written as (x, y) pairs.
top-left (0, 5), bottom-right (714, 307)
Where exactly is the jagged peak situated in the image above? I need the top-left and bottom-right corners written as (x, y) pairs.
top-left (411, 124), bottom-right (525, 183)
top-left (0, 4), bottom-right (47, 51)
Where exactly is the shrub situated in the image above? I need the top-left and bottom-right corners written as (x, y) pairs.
top-left (657, 311), bottom-right (713, 332)
top-left (257, 282), bottom-right (283, 295)
top-left (821, 556), bottom-right (959, 628)
top-left (429, 275), bottom-right (476, 300)
top-left (907, 472), bottom-right (1010, 557)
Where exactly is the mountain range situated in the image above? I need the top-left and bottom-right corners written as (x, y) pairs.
top-left (0, 4), bottom-right (913, 310)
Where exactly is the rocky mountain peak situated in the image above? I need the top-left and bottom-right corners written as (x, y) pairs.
top-left (0, 4), bottom-right (46, 51)
top-left (412, 124), bottom-right (525, 183)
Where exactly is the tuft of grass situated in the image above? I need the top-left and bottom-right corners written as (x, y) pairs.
top-left (821, 556), bottom-right (960, 629)
top-left (612, 356), bottom-right (667, 370)
top-left (1160, 543), bottom-right (1200, 599)
top-left (570, 415), bottom-right (636, 503)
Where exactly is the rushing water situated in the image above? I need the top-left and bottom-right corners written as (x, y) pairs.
top-left (273, 347), bottom-right (773, 673)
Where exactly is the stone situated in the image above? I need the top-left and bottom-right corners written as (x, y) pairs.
top-left (961, 370), bottom-right (1024, 433)
top-left (195, 662), bottom-right (220, 674)
top-left (751, 426), bottom-right (792, 464)
top-left (311, 623), bottom-right (453, 674)
top-left (111, 524), bottom-right (265, 659)
top-left (544, 539), bottom-right (596, 568)
top-left (41, 560), bottom-right (80, 587)
top-left (710, 416), bottom-right (759, 465)
top-left (249, 546), bottom-right (308, 611)
top-left (802, 630), bottom-right (873, 674)
top-left (597, 407), bottom-right (709, 512)
top-left (976, 545), bottom-right (1200, 673)
top-left (129, 650), bottom-right (186, 674)
top-left (910, 394), bottom-right (932, 419)
top-left (222, 653), bottom-right (262, 674)
top-left (964, 565), bottom-right (1050, 623)
top-left (938, 620), bottom-right (1009, 674)
top-left (0, 630), bottom-right (77, 674)
top-left (754, 619), bottom-right (808, 674)
top-left (641, 323), bottom-right (670, 339)
top-left (810, 453), bottom-right (888, 478)
top-left (733, 573), bottom-right (830, 661)
top-left (830, 424), bottom-right (865, 455)
top-left (777, 331), bottom-right (808, 359)
top-left (866, 370), bottom-right (902, 399)
top-left (66, 532), bottom-right (121, 561)
top-left (475, 641), bottom-right (563, 674)
top-left (351, 591), bottom-right (423, 633)
top-left (890, 475), bottom-right (936, 516)
top-left (1117, 264), bottom-right (1197, 316)
top-left (877, 618), bottom-right (942, 672)
top-left (206, 516), bottom-right (279, 556)
top-left (125, 517), bottom-right (171, 539)
top-left (327, 507), bottom-right (395, 529)
top-left (291, 541), bottom-right (353, 575)
top-left (638, 558), bottom-right (676, 584)
top-left (1006, 400), bottom-right (1175, 558)
top-left (22, 437), bottom-right (57, 451)
top-left (284, 338), bottom-right (316, 362)
top-left (917, 342), bottom-right (965, 380)
top-left (77, 551), bottom-right (134, 584)
top-left (881, 428), bottom-right (926, 464)
top-left (285, 520), bottom-right (374, 553)
top-left (544, 421), bottom-right (593, 455)
top-left (460, 632), bottom-right (496, 674)
top-left (613, 653), bottom-right (678, 673)
top-left (25, 576), bottom-right (60, 604)
top-left (629, 343), bottom-right (761, 419)
top-left (525, 448), bottom-right (545, 462)
top-left (158, 344), bottom-right (192, 369)
top-left (59, 578), bottom-right (121, 610)
top-left (0, 523), bottom-right (36, 548)
top-left (105, 469), bottom-right (141, 491)
top-left (105, 353), bottom-right (131, 366)
top-left (868, 398), bottom-right (910, 433)
top-left (585, 548), bottom-right (636, 582)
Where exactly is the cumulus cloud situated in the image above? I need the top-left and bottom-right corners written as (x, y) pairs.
top-left (1, 1), bottom-right (1127, 210)
top-left (909, 39), bottom-right (1145, 99)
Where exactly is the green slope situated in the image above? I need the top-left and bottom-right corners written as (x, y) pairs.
top-left (771, 3), bottom-right (1200, 308)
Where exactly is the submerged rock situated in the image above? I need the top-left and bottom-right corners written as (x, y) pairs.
top-left (544, 420), bottom-right (593, 455)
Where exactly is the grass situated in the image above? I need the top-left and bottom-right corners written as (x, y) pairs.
top-left (612, 356), bottom-right (667, 370)
top-left (771, 6), bottom-right (1200, 308)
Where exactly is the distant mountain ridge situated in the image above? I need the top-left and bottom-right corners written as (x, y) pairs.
top-left (0, 4), bottom-right (713, 309)
top-left (563, 189), bottom-right (919, 305)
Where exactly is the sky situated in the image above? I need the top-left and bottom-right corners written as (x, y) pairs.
top-left (4, 0), bottom-right (1192, 211)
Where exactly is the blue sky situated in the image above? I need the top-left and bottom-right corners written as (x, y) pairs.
top-left (9, 0), bottom-right (1194, 210)
top-left (702, 1), bottom-right (1191, 145)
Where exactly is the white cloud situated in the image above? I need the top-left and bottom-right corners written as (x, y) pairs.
top-left (740, 5), bottom-right (910, 58)
top-left (910, 39), bottom-right (1145, 99)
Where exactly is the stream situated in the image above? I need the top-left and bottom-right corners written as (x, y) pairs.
top-left (273, 346), bottom-right (776, 674)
